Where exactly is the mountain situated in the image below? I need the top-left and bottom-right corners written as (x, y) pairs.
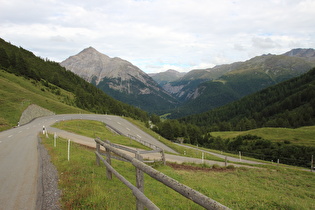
top-left (167, 49), bottom-right (315, 118)
top-left (158, 62), bottom-right (242, 101)
top-left (149, 69), bottom-right (186, 86)
top-left (60, 47), bottom-right (178, 113)
top-left (283, 48), bottom-right (315, 62)
top-left (180, 67), bottom-right (315, 131)
top-left (0, 38), bottom-right (149, 125)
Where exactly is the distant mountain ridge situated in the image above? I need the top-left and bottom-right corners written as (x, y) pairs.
top-left (283, 48), bottom-right (315, 61)
top-left (149, 69), bottom-right (186, 86)
top-left (61, 47), bottom-right (178, 113)
top-left (180, 67), bottom-right (315, 130)
top-left (154, 48), bottom-right (315, 118)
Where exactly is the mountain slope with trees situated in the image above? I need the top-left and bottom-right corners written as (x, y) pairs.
top-left (152, 50), bottom-right (315, 118)
top-left (0, 38), bottom-right (149, 123)
top-left (179, 67), bottom-right (315, 131)
top-left (61, 47), bottom-right (178, 113)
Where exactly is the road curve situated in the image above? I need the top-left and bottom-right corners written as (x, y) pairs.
top-left (1, 114), bottom-right (260, 210)
top-left (0, 114), bottom-right (178, 210)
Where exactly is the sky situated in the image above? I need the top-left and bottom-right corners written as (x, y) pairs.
top-left (1, 0), bottom-right (314, 73)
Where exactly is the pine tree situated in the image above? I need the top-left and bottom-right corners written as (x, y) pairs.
top-left (0, 48), bottom-right (10, 69)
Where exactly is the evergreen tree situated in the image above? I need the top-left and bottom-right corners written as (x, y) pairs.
top-left (0, 47), bottom-right (10, 69)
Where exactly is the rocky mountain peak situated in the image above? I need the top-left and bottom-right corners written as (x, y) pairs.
top-left (60, 47), bottom-right (149, 85)
top-left (283, 48), bottom-right (315, 58)
top-left (60, 47), bottom-right (178, 112)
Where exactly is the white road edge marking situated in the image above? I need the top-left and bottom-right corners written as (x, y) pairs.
top-left (8, 135), bottom-right (13, 138)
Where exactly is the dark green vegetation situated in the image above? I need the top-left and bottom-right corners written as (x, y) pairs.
top-left (166, 53), bottom-right (315, 118)
top-left (41, 132), bottom-right (315, 209)
top-left (206, 134), bottom-right (315, 168)
top-left (211, 126), bottom-right (315, 147)
top-left (151, 68), bottom-right (315, 168)
top-left (180, 67), bottom-right (315, 131)
top-left (152, 116), bottom-right (315, 168)
top-left (95, 77), bottom-right (178, 113)
top-left (0, 38), bottom-right (149, 123)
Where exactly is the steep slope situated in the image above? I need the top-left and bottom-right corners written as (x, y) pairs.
top-left (168, 50), bottom-right (315, 118)
top-left (0, 38), bottom-right (149, 124)
top-left (61, 48), bottom-right (178, 113)
top-left (0, 69), bottom-right (86, 131)
top-left (180, 67), bottom-right (315, 131)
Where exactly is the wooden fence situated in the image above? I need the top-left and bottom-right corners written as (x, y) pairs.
top-left (105, 123), bottom-right (162, 151)
top-left (127, 134), bottom-right (161, 151)
top-left (95, 138), bottom-right (230, 210)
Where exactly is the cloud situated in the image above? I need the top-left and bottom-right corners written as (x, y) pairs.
top-left (1, 0), bottom-right (314, 73)
top-left (252, 37), bottom-right (280, 50)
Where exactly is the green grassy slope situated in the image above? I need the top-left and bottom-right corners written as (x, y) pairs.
top-left (211, 126), bottom-right (315, 147)
top-left (41, 126), bottom-right (315, 209)
top-left (0, 69), bottom-right (87, 131)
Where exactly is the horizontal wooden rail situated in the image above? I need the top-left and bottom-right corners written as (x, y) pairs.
top-left (95, 138), bottom-right (229, 210)
top-left (95, 151), bottom-right (159, 209)
top-left (127, 134), bottom-right (161, 151)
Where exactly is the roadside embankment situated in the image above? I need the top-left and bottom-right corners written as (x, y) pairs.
top-left (19, 104), bottom-right (55, 125)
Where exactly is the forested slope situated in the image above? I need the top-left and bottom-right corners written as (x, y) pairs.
top-left (0, 38), bottom-right (148, 122)
top-left (180, 67), bottom-right (315, 131)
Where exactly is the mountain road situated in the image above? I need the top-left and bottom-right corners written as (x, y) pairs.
top-left (0, 114), bottom-right (256, 210)
top-left (0, 114), bottom-right (178, 210)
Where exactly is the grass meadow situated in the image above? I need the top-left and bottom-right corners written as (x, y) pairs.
top-left (211, 126), bottom-right (315, 147)
top-left (42, 120), bottom-right (315, 209)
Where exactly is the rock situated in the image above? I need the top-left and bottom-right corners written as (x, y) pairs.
top-left (19, 104), bottom-right (54, 125)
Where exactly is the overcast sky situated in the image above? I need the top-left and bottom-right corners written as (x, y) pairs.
top-left (1, 0), bottom-right (314, 73)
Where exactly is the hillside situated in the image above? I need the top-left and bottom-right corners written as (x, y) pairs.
top-left (0, 69), bottom-right (87, 131)
top-left (211, 126), bottom-right (315, 147)
top-left (179, 67), bottom-right (315, 131)
top-left (0, 38), bottom-right (149, 128)
top-left (167, 51), bottom-right (315, 118)
top-left (61, 48), bottom-right (178, 113)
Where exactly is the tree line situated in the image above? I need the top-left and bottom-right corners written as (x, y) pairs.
top-left (179, 67), bottom-right (315, 131)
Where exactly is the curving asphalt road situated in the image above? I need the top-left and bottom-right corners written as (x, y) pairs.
top-left (0, 114), bottom-right (258, 210)
top-left (0, 114), bottom-right (178, 210)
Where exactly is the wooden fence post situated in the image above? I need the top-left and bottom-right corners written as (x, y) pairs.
top-left (105, 140), bottom-right (112, 180)
top-left (96, 141), bottom-right (100, 166)
top-left (161, 150), bottom-right (166, 165)
top-left (311, 155), bottom-right (314, 172)
top-left (135, 151), bottom-right (144, 210)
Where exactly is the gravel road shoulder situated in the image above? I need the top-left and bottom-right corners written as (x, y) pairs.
top-left (37, 137), bottom-right (61, 210)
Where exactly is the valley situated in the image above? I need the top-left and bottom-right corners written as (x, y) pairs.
top-left (0, 37), bottom-right (315, 209)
